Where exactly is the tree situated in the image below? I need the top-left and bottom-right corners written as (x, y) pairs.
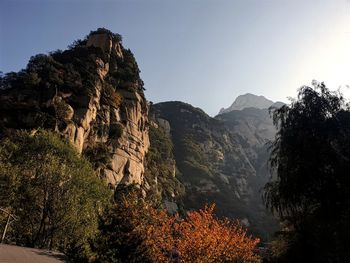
top-left (93, 188), bottom-right (260, 263)
top-left (175, 205), bottom-right (260, 263)
top-left (264, 82), bottom-right (350, 262)
top-left (92, 188), bottom-right (174, 263)
top-left (0, 130), bottom-right (111, 260)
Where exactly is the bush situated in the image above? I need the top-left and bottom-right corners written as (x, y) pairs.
top-left (84, 142), bottom-right (113, 169)
top-left (109, 123), bottom-right (124, 138)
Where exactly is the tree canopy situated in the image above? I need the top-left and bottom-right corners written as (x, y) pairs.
top-left (0, 130), bottom-right (111, 260)
top-left (264, 82), bottom-right (350, 262)
top-left (93, 188), bottom-right (260, 263)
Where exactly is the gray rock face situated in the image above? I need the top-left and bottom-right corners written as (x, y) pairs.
top-left (156, 118), bottom-right (171, 135)
top-left (70, 35), bottom-right (149, 187)
top-left (99, 88), bottom-right (149, 186)
top-left (219, 93), bottom-right (284, 114)
top-left (153, 102), bottom-right (257, 200)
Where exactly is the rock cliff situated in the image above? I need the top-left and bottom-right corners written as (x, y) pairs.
top-left (0, 29), bottom-right (149, 187)
top-left (152, 101), bottom-right (279, 239)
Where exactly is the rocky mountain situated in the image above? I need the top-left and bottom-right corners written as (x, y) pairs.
top-left (0, 28), bottom-right (149, 188)
top-left (219, 93), bottom-right (284, 114)
top-left (151, 101), bottom-right (279, 239)
top-left (0, 28), bottom-right (279, 240)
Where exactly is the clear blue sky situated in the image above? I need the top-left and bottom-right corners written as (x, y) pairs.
top-left (1, 0), bottom-right (349, 116)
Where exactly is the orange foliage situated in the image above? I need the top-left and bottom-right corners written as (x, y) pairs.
top-left (137, 203), bottom-right (260, 262)
top-left (104, 192), bottom-right (260, 263)
top-left (173, 205), bottom-right (261, 263)
top-left (141, 204), bottom-right (176, 262)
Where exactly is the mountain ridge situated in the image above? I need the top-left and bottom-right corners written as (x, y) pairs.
top-left (219, 93), bottom-right (284, 114)
top-left (151, 100), bottom-right (279, 239)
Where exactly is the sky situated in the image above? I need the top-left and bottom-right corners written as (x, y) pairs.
top-left (1, 0), bottom-right (350, 116)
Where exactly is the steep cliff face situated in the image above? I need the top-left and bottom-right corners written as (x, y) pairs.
top-left (216, 108), bottom-right (275, 179)
top-left (154, 102), bottom-right (276, 238)
top-left (152, 101), bottom-right (278, 239)
top-left (216, 98), bottom-right (284, 187)
top-left (144, 112), bottom-right (185, 207)
top-left (0, 29), bottom-right (149, 187)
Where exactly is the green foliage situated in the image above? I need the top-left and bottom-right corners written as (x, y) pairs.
top-left (109, 123), bottom-right (124, 138)
top-left (89, 28), bottom-right (122, 43)
top-left (52, 46), bottom-right (102, 96)
top-left (145, 124), bottom-right (185, 200)
top-left (54, 98), bottom-right (72, 120)
top-left (84, 143), bottom-right (113, 169)
top-left (181, 160), bottom-right (213, 184)
top-left (150, 103), bottom-right (217, 186)
top-left (264, 82), bottom-right (350, 262)
top-left (147, 124), bottom-right (173, 162)
top-left (1, 51), bottom-right (96, 101)
top-left (0, 28), bottom-right (146, 134)
top-left (176, 135), bottom-right (214, 186)
top-left (67, 39), bottom-right (88, 50)
top-left (92, 188), bottom-right (154, 263)
top-left (0, 130), bottom-right (111, 260)
top-left (109, 48), bottom-right (144, 91)
top-left (0, 27), bottom-right (147, 135)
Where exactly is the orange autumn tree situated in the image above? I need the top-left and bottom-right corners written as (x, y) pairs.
top-left (174, 205), bottom-right (261, 263)
top-left (94, 190), bottom-right (260, 263)
top-left (93, 189), bottom-right (175, 262)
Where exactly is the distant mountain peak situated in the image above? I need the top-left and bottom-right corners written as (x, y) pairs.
top-left (219, 93), bottom-right (283, 114)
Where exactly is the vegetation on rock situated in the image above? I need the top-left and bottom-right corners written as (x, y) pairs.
top-left (152, 101), bottom-right (278, 240)
top-left (0, 28), bottom-right (143, 132)
top-left (145, 112), bottom-right (185, 202)
top-left (0, 28), bottom-right (149, 191)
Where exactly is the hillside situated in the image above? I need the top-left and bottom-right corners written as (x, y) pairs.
top-left (152, 101), bottom-right (279, 239)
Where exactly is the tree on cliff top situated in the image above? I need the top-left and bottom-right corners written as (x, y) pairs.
top-left (264, 82), bottom-right (350, 262)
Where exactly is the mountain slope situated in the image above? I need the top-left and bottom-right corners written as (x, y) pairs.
top-left (153, 101), bottom-right (278, 239)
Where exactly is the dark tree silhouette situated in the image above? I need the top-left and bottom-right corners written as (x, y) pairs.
top-left (264, 82), bottom-right (350, 262)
